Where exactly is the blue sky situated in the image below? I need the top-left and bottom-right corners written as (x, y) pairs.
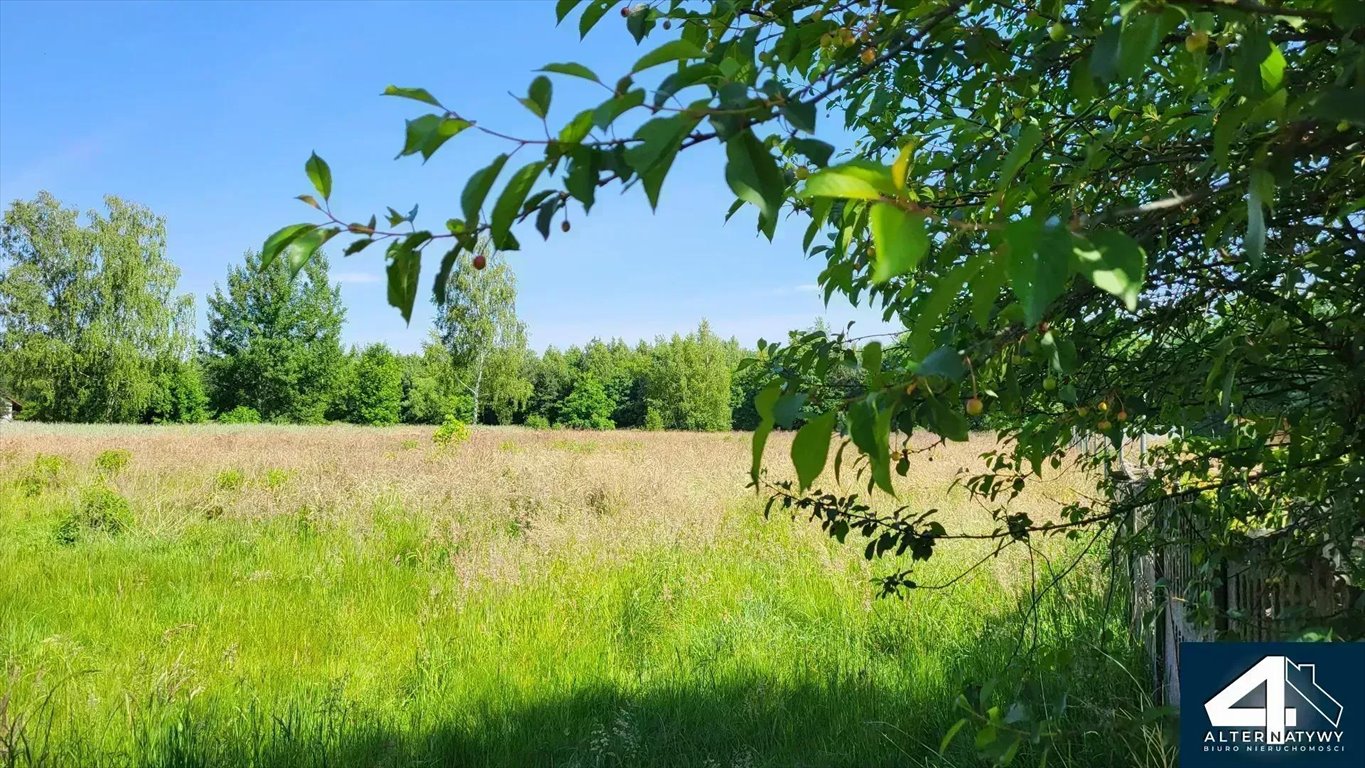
top-left (0, 0), bottom-right (892, 353)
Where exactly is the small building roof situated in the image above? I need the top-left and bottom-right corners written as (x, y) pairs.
top-left (1, 392), bottom-right (22, 411)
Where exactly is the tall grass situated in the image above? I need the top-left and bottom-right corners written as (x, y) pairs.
top-left (0, 425), bottom-right (1163, 767)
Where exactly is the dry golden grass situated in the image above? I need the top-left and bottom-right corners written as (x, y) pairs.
top-left (0, 423), bottom-right (1079, 579)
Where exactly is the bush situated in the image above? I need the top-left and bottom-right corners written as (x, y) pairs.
top-left (262, 468), bottom-right (290, 490)
top-left (215, 469), bottom-right (246, 491)
top-left (18, 454), bottom-right (70, 497)
top-left (94, 449), bottom-right (132, 478)
top-left (55, 485), bottom-right (132, 545)
top-left (218, 405), bottom-right (262, 424)
top-left (433, 415), bottom-right (470, 447)
top-left (524, 414), bottom-right (550, 430)
top-left (643, 407), bottom-right (665, 432)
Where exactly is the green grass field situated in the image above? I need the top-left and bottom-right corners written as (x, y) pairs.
top-left (0, 425), bottom-right (1161, 767)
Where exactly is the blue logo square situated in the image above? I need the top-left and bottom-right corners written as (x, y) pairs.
top-left (1180, 642), bottom-right (1365, 767)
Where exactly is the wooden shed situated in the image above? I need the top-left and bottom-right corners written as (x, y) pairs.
top-left (1, 392), bottom-right (21, 422)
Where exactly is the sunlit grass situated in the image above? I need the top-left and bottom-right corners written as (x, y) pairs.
top-left (0, 424), bottom-right (1155, 767)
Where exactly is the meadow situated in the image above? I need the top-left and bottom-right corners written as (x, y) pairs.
top-left (0, 424), bottom-right (1159, 767)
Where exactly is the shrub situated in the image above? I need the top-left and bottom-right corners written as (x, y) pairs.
top-left (524, 414), bottom-right (550, 430)
top-left (400, 438), bottom-right (420, 450)
top-left (643, 407), bottom-right (665, 432)
top-left (215, 469), bottom-right (246, 491)
top-left (94, 449), bottom-right (132, 478)
top-left (218, 405), bottom-right (262, 424)
top-left (262, 468), bottom-right (290, 490)
top-left (55, 485), bottom-right (133, 545)
top-left (18, 454), bottom-right (70, 497)
top-left (432, 415), bottom-right (470, 447)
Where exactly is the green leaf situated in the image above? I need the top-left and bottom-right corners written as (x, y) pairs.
top-left (1005, 219), bottom-right (1069, 326)
top-left (724, 130), bottom-right (785, 233)
top-left (790, 138), bottom-right (834, 168)
top-left (998, 124), bottom-right (1041, 192)
top-left (399, 115), bottom-right (472, 161)
top-left (926, 394), bottom-right (969, 442)
top-left (631, 39), bottom-right (705, 73)
top-left (342, 238), bottom-right (373, 257)
top-left (750, 381), bottom-right (781, 484)
top-left (1260, 44), bottom-right (1286, 92)
top-left (940, 718), bottom-right (969, 755)
top-left (1072, 230), bottom-right (1145, 311)
top-left (593, 89), bottom-right (645, 129)
top-left (578, 0), bottom-right (611, 37)
top-left (282, 226), bottom-right (339, 278)
top-left (261, 223), bottom-right (316, 269)
top-left (382, 85), bottom-right (442, 108)
top-left (792, 411), bottom-right (836, 490)
top-left (917, 346), bottom-right (966, 382)
top-left (490, 162), bottom-right (546, 249)
top-left (869, 203), bottom-right (928, 283)
top-left (461, 154), bottom-right (509, 225)
top-left (555, 0), bottom-right (583, 23)
top-left (538, 62), bottom-right (600, 83)
top-left (385, 235), bottom-right (426, 324)
top-left (1117, 12), bottom-right (1161, 81)
top-left (1247, 168), bottom-right (1273, 268)
top-left (625, 113), bottom-right (696, 174)
top-left (521, 76), bottom-right (553, 119)
top-left (782, 100), bottom-right (817, 133)
top-left (433, 247), bottom-right (460, 306)
top-left (1089, 25), bottom-right (1121, 83)
top-left (847, 398), bottom-right (894, 495)
top-left (801, 161), bottom-right (896, 200)
top-left (305, 152), bottom-right (332, 201)
top-left (295, 194), bottom-right (321, 210)
top-left (1311, 86), bottom-right (1365, 125)
top-left (558, 109), bottom-right (596, 145)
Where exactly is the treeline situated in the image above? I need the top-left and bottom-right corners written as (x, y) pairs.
top-left (0, 193), bottom-right (772, 430)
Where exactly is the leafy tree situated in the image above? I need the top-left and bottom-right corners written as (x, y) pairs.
top-left (0, 193), bottom-right (194, 422)
top-left (203, 250), bottom-right (345, 423)
top-left (345, 343), bottom-right (404, 425)
top-left (268, 0), bottom-right (1365, 755)
top-left (558, 373), bottom-right (615, 430)
top-left (400, 335), bottom-right (471, 424)
top-left (144, 356), bottom-right (210, 424)
top-left (645, 321), bottom-right (734, 431)
top-left (433, 241), bottom-right (531, 424)
top-left (526, 346), bottom-right (575, 425)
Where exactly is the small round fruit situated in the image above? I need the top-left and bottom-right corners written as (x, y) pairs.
top-left (966, 397), bottom-right (984, 417)
top-left (1097, 419), bottom-right (1112, 431)
top-left (1117, 410), bottom-right (1128, 422)
top-left (860, 47), bottom-right (876, 65)
top-left (472, 254), bottom-right (487, 270)
top-left (1042, 375), bottom-right (1057, 392)
top-left (1048, 22), bottom-right (1067, 42)
top-left (1011, 105), bottom-right (1026, 120)
top-left (662, 19), bottom-right (671, 30)
top-left (561, 220), bottom-right (571, 233)
top-left (795, 165), bottom-right (809, 180)
top-left (1185, 30), bottom-right (1209, 54)
top-left (1076, 406), bottom-right (1089, 417)
top-left (1097, 400), bottom-right (1109, 413)
top-left (620, 5), bottom-right (631, 17)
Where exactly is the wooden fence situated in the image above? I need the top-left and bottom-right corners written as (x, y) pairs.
top-left (1120, 471), bottom-right (1357, 705)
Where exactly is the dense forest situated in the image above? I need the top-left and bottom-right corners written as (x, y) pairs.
top-left (0, 192), bottom-right (799, 430)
